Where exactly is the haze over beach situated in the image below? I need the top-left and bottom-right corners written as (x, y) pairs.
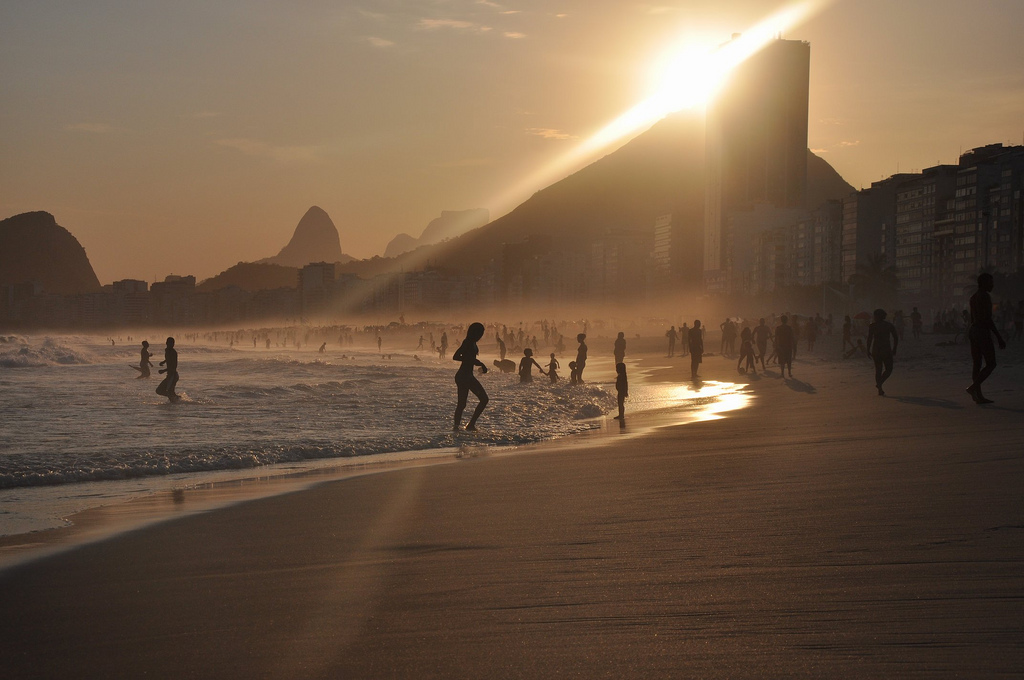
top-left (2, 0), bottom-right (1024, 677)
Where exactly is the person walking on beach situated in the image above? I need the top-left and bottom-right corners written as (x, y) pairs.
top-left (688, 320), bottom-right (704, 381)
top-left (774, 316), bottom-right (795, 378)
top-left (156, 337), bottom-right (180, 402)
top-left (666, 326), bottom-right (677, 357)
top-left (866, 308), bottom-right (899, 396)
top-left (547, 353), bottom-right (560, 383)
top-left (571, 333), bottom-right (588, 383)
top-left (680, 322), bottom-right (690, 356)
top-left (518, 348), bottom-right (546, 383)
top-left (966, 272), bottom-right (1006, 404)
top-left (452, 322), bottom-right (489, 431)
top-left (753, 319), bottom-right (772, 371)
top-left (614, 332), bottom-right (626, 365)
top-left (132, 340), bottom-right (154, 378)
top-left (842, 315), bottom-right (855, 354)
top-left (496, 332), bottom-right (507, 361)
top-left (613, 362), bottom-right (628, 421)
top-left (738, 327), bottom-right (756, 375)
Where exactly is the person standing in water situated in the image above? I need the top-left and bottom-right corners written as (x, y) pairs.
top-left (547, 353), bottom-right (560, 383)
top-left (613, 332), bottom-right (626, 365)
top-left (132, 340), bottom-right (154, 378)
top-left (966, 272), bottom-right (1006, 404)
top-left (156, 337), bottom-right (179, 402)
top-left (688, 321), bottom-right (703, 380)
top-left (518, 348), bottom-right (546, 383)
top-left (440, 331), bottom-right (449, 357)
top-left (866, 308), bottom-right (899, 396)
top-left (613, 362), bottom-right (628, 420)
top-left (452, 322), bottom-right (489, 431)
top-left (571, 333), bottom-right (588, 383)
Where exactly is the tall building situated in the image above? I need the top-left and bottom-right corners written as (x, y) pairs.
top-left (840, 174), bottom-right (911, 284)
top-left (893, 165), bottom-right (957, 306)
top-left (704, 37), bottom-right (811, 294)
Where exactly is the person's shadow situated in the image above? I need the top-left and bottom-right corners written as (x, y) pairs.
top-left (785, 378), bottom-right (816, 394)
top-left (891, 395), bottom-right (963, 410)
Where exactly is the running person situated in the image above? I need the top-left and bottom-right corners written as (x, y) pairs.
top-left (452, 322), bottom-right (489, 430)
top-left (966, 273), bottom-right (1006, 404)
top-left (866, 308), bottom-right (899, 396)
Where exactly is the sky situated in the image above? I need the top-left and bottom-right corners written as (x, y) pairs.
top-left (2, 0), bottom-right (1023, 284)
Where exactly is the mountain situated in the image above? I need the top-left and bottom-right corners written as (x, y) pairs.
top-left (384, 209), bottom-right (490, 258)
top-left (0, 211), bottom-right (102, 294)
top-left (342, 112), bottom-right (855, 281)
top-left (261, 206), bottom-right (353, 267)
top-left (197, 262), bottom-right (299, 292)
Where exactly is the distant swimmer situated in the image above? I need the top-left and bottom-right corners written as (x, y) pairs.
top-left (131, 340), bottom-right (154, 378)
top-left (866, 308), bottom-right (899, 396)
top-left (156, 336), bottom-right (180, 402)
top-left (547, 352), bottom-right (560, 383)
top-left (614, 332), bottom-right (626, 365)
top-left (518, 347), bottom-right (546, 383)
top-left (966, 272), bottom-right (1006, 404)
top-left (571, 333), bottom-right (588, 383)
top-left (688, 321), bottom-right (704, 380)
top-left (318, 342), bottom-right (327, 354)
top-left (452, 322), bottom-right (488, 431)
top-left (613, 362), bottom-right (628, 420)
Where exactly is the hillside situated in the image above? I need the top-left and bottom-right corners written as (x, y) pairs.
top-left (261, 206), bottom-right (353, 268)
top-left (0, 211), bottom-right (102, 294)
top-left (197, 262), bottom-right (299, 292)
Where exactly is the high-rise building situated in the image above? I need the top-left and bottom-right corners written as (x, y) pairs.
top-left (704, 37), bottom-right (811, 294)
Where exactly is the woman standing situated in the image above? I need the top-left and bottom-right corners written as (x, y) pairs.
top-left (452, 322), bottom-right (489, 431)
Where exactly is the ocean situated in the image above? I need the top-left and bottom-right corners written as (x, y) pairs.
top-left (0, 334), bottom-right (750, 538)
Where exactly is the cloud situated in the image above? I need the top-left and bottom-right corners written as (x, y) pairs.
top-left (555, 13), bottom-right (568, 18)
top-left (526, 128), bottom-right (578, 141)
top-left (418, 18), bottom-right (476, 30)
top-left (64, 123), bottom-right (114, 133)
top-left (434, 157), bottom-right (496, 168)
top-left (504, 31), bottom-right (526, 39)
top-left (818, 117), bottom-right (846, 125)
top-left (366, 36), bottom-right (395, 48)
top-left (838, 140), bottom-right (861, 147)
top-left (810, 148), bottom-right (828, 154)
top-left (214, 138), bottom-right (322, 163)
top-left (476, 0), bottom-right (502, 7)
top-left (500, 10), bottom-right (521, 15)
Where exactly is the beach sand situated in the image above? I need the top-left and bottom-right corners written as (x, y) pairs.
top-left (1, 339), bottom-right (1022, 678)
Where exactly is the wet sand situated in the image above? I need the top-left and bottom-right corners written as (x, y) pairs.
top-left (1, 340), bottom-right (1022, 678)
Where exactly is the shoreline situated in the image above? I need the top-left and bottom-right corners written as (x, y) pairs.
top-left (0, 349), bottom-right (751, 570)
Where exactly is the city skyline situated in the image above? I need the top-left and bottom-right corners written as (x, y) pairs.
top-left (3, 0), bottom-right (1023, 284)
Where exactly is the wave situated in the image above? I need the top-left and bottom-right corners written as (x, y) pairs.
top-left (0, 338), bottom-right (94, 368)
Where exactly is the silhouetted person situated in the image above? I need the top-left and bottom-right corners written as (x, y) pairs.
top-left (496, 333), bottom-right (507, 361)
top-left (680, 322), bottom-right (690, 356)
top-left (156, 336), bottom-right (179, 402)
top-left (417, 335), bottom-right (424, 349)
top-left (911, 307), bottom-right (923, 340)
top-left (614, 332), bottom-right (626, 364)
top-left (966, 272), bottom-right (1006, 404)
top-left (842, 315), bottom-right (854, 354)
top-left (132, 340), bottom-right (154, 378)
top-left (613, 362), bottom-right (628, 420)
top-left (688, 321), bottom-right (703, 380)
top-left (318, 342), bottom-right (326, 354)
top-left (738, 327), bottom-right (756, 375)
top-left (266, 338), bottom-right (271, 349)
top-left (666, 326), bottom-right (677, 357)
top-left (571, 333), bottom-right (588, 383)
top-left (866, 308), bottom-right (899, 396)
top-left (774, 316), bottom-right (795, 378)
top-left (547, 353), bottom-right (560, 383)
top-left (720, 319), bottom-right (737, 356)
top-left (753, 319), bottom-right (772, 371)
top-left (440, 331), bottom-right (449, 357)
top-left (518, 348), bottom-right (546, 383)
top-left (452, 322), bottom-right (488, 431)
top-left (377, 336), bottom-right (382, 352)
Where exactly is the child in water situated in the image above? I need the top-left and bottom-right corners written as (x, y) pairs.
top-left (518, 348), bottom-right (546, 383)
top-left (547, 352), bottom-right (560, 383)
top-left (614, 362), bottom-right (628, 420)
